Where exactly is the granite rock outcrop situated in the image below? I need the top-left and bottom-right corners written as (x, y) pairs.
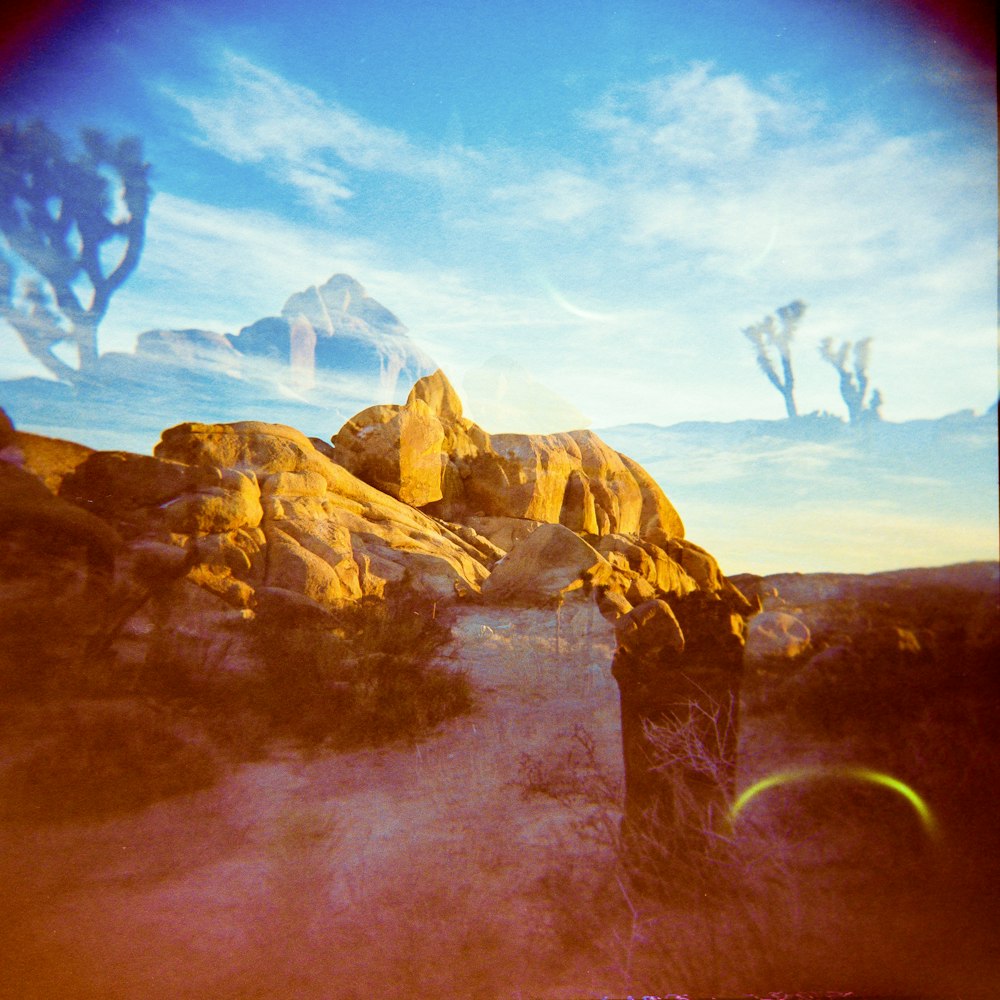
top-left (333, 369), bottom-right (685, 539)
top-left (2, 375), bottom-right (756, 843)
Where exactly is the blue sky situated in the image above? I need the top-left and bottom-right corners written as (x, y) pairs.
top-left (1, 0), bottom-right (996, 430)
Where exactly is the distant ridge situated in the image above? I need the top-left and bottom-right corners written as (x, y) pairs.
top-left (597, 412), bottom-right (998, 576)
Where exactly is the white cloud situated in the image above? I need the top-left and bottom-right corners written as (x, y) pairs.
top-left (163, 53), bottom-right (469, 210)
top-left (489, 169), bottom-right (609, 226)
top-left (96, 193), bottom-right (382, 348)
top-left (80, 57), bottom-right (996, 427)
top-left (475, 64), bottom-right (992, 300)
top-left (591, 85), bottom-right (992, 287)
top-left (585, 62), bottom-right (812, 168)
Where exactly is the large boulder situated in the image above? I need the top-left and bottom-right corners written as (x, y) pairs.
top-left (14, 419), bottom-right (496, 669)
top-left (330, 400), bottom-right (446, 507)
top-left (480, 522), bottom-right (610, 605)
top-left (596, 533), bottom-right (700, 600)
top-left (333, 370), bottom-right (685, 540)
top-left (151, 419), bottom-right (490, 609)
top-left (463, 515), bottom-right (546, 552)
top-left (60, 451), bottom-right (228, 533)
top-left (1, 407), bottom-right (94, 494)
top-left (746, 611), bottom-right (811, 661)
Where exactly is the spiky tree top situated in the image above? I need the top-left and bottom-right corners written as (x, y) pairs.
top-left (819, 336), bottom-right (883, 423)
top-left (0, 120), bottom-right (151, 382)
top-left (742, 300), bottom-right (807, 419)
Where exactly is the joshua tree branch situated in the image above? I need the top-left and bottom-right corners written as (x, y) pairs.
top-left (0, 120), bottom-right (150, 381)
top-left (743, 301), bottom-right (805, 419)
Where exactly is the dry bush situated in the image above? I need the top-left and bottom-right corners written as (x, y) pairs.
top-left (0, 583), bottom-right (469, 820)
top-left (516, 722), bottom-right (620, 806)
top-left (0, 698), bottom-right (222, 820)
top-left (248, 589), bottom-right (472, 750)
top-left (518, 705), bottom-right (807, 993)
top-left (120, 586), bottom-right (470, 756)
top-left (522, 688), bottom-right (977, 996)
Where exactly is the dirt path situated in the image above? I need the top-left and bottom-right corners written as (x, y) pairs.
top-left (1, 603), bottom-right (627, 1000)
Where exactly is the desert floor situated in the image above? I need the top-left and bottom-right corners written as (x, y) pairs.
top-left (1, 599), bottom-right (996, 999)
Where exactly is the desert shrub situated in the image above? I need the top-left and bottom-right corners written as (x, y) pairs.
top-left (516, 723), bottom-right (621, 806)
top-left (113, 585), bottom-right (468, 753)
top-left (743, 580), bottom-right (1000, 741)
top-left (524, 709), bottom-right (812, 993)
top-left (0, 698), bottom-right (222, 820)
top-left (248, 588), bottom-right (471, 749)
top-left (0, 586), bottom-right (468, 820)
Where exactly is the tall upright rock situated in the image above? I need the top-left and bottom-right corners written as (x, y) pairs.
top-left (602, 589), bottom-right (749, 847)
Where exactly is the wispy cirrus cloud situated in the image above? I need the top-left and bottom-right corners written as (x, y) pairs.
top-left (163, 53), bottom-right (472, 209)
top-left (499, 63), bottom-right (994, 290)
top-left (488, 169), bottom-right (610, 226)
top-left (137, 55), bottom-right (994, 425)
top-left (99, 193), bottom-right (580, 368)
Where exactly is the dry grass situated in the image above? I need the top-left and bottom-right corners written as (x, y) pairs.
top-left (1, 582), bottom-right (996, 998)
top-left (0, 587), bottom-right (468, 821)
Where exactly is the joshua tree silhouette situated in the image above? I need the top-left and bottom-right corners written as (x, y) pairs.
top-left (0, 120), bottom-right (150, 383)
top-left (742, 300), bottom-right (807, 419)
top-left (819, 336), bottom-right (884, 423)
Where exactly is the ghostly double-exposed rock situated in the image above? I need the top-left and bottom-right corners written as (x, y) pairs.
top-left (231, 274), bottom-right (436, 399)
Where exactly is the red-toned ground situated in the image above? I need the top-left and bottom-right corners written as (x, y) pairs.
top-left (1, 577), bottom-right (996, 998)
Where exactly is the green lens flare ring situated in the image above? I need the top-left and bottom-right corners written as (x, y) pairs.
top-left (729, 765), bottom-right (937, 838)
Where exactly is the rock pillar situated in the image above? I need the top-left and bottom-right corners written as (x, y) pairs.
top-left (602, 588), bottom-right (748, 846)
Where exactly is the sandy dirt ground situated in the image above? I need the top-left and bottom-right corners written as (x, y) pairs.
top-left (0, 603), bottom-right (630, 1000)
top-left (2, 596), bottom-right (996, 999)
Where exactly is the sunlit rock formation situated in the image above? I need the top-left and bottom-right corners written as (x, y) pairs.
top-left (2, 372), bottom-right (756, 845)
top-left (333, 369), bottom-right (684, 538)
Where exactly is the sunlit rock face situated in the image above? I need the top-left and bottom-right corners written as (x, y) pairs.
top-left (479, 522), bottom-right (611, 605)
top-left (145, 419), bottom-right (491, 611)
top-left (333, 369), bottom-right (685, 539)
